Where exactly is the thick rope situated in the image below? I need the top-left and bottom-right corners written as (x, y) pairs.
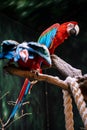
top-left (62, 90), bottom-right (74, 130)
top-left (66, 77), bottom-right (87, 130)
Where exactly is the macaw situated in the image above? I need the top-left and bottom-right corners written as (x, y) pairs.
top-left (0, 40), bottom-right (51, 127)
top-left (14, 41), bottom-right (51, 72)
top-left (38, 21), bottom-right (80, 54)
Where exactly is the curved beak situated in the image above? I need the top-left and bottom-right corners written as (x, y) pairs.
top-left (74, 24), bottom-right (80, 35)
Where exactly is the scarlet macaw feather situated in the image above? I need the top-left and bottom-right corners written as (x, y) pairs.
top-left (16, 78), bottom-right (30, 103)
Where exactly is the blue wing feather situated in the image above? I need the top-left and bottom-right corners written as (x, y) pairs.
top-left (38, 28), bottom-right (57, 48)
top-left (0, 51), bottom-right (15, 59)
top-left (7, 81), bottom-right (31, 121)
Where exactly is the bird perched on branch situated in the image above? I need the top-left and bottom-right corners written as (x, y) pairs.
top-left (38, 21), bottom-right (79, 54)
top-left (0, 40), bottom-right (51, 127)
top-left (38, 21), bottom-right (87, 100)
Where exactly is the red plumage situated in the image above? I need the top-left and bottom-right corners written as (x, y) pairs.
top-left (16, 78), bottom-right (29, 103)
top-left (38, 21), bottom-right (79, 54)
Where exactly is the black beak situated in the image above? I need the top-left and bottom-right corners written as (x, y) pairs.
top-left (69, 28), bottom-right (76, 36)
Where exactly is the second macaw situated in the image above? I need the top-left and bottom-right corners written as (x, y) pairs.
top-left (0, 40), bottom-right (51, 127)
top-left (38, 21), bottom-right (80, 54)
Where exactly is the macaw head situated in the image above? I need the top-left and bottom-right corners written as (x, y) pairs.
top-left (60, 21), bottom-right (80, 37)
top-left (1, 40), bottom-right (19, 52)
top-left (66, 21), bottom-right (79, 36)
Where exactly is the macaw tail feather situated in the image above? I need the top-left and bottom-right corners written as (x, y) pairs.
top-left (3, 78), bottom-right (31, 128)
top-left (16, 78), bottom-right (30, 104)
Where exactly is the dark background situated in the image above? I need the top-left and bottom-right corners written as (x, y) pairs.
top-left (0, 0), bottom-right (87, 130)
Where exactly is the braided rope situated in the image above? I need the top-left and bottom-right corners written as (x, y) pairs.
top-left (62, 90), bottom-right (74, 130)
top-left (66, 77), bottom-right (87, 129)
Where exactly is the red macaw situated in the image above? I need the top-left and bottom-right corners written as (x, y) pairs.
top-left (38, 21), bottom-right (79, 54)
top-left (0, 40), bottom-right (51, 127)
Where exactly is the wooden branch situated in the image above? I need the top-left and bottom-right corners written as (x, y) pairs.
top-left (4, 54), bottom-right (82, 78)
top-left (51, 54), bottom-right (82, 77)
top-left (51, 55), bottom-right (87, 100)
top-left (4, 54), bottom-right (87, 99)
top-left (4, 66), bottom-right (68, 90)
top-left (51, 55), bottom-right (82, 130)
top-left (3, 54), bottom-right (86, 91)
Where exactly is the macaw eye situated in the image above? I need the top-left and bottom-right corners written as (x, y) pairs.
top-left (67, 23), bottom-right (74, 34)
top-left (67, 23), bottom-right (74, 29)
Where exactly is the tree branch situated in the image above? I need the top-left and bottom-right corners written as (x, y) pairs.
top-left (51, 54), bottom-right (82, 77)
top-left (4, 66), bottom-right (68, 90)
top-left (3, 54), bottom-right (87, 94)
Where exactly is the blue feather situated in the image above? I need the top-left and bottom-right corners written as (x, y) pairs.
top-left (0, 53), bottom-right (4, 58)
top-left (7, 81), bottom-right (31, 121)
top-left (38, 28), bottom-right (57, 48)
top-left (9, 104), bottom-right (19, 119)
top-left (0, 51), bottom-right (15, 59)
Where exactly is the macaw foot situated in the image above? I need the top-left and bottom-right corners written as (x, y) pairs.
top-left (30, 69), bottom-right (41, 76)
top-left (31, 80), bottom-right (38, 84)
top-left (29, 80), bottom-right (38, 94)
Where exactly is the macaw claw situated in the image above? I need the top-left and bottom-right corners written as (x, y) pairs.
top-left (30, 69), bottom-right (41, 76)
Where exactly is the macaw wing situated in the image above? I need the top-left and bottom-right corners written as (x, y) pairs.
top-left (0, 53), bottom-right (4, 59)
top-left (27, 42), bottom-right (51, 65)
top-left (27, 42), bottom-right (47, 54)
top-left (1, 40), bottom-right (19, 52)
top-left (0, 40), bottom-right (19, 60)
top-left (0, 51), bottom-right (15, 60)
top-left (12, 41), bottom-right (51, 65)
top-left (38, 23), bottom-right (60, 48)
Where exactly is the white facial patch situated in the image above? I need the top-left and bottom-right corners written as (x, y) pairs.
top-left (67, 23), bottom-right (75, 34)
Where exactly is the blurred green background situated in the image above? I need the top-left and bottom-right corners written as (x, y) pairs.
top-left (0, 0), bottom-right (87, 130)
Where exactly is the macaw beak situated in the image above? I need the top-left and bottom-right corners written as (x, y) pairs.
top-left (74, 24), bottom-right (80, 35)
